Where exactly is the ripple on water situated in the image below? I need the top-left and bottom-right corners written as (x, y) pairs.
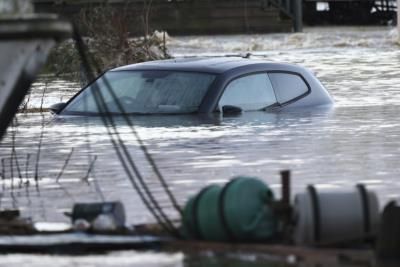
top-left (2, 26), bottom-right (400, 226)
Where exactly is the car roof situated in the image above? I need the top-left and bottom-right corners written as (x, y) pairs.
top-left (111, 57), bottom-right (282, 74)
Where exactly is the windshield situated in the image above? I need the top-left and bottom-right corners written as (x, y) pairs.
top-left (61, 70), bottom-right (216, 115)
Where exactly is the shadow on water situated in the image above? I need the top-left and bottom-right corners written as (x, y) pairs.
top-left (52, 106), bottom-right (334, 128)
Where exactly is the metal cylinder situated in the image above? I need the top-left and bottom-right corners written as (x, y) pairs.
top-left (376, 201), bottom-right (400, 260)
top-left (293, 184), bottom-right (379, 246)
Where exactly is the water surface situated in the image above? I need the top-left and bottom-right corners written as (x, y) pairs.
top-left (1, 26), bottom-right (400, 266)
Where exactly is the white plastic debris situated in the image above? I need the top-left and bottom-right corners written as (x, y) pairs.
top-left (92, 214), bottom-right (118, 231)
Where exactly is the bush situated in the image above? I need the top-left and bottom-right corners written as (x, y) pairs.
top-left (45, 3), bottom-right (170, 81)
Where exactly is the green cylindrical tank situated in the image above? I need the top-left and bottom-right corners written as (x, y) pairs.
top-left (182, 197), bottom-right (197, 239)
top-left (182, 177), bottom-right (277, 242)
top-left (182, 185), bottom-right (228, 241)
top-left (220, 177), bottom-right (277, 241)
top-left (195, 185), bottom-right (229, 241)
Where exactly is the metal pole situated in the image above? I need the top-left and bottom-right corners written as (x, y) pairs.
top-left (293, 0), bottom-right (303, 32)
top-left (398, 0), bottom-right (400, 36)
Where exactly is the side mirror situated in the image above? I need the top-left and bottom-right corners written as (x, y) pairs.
top-left (49, 102), bottom-right (66, 114)
top-left (222, 105), bottom-right (242, 116)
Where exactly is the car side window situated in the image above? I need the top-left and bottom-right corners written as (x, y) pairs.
top-left (218, 73), bottom-right (277, 111)
top-left (268, 72), bottom-right (309, 104)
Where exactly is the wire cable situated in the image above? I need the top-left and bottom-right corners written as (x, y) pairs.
top-left (72, 25), bottom-right (180, 236)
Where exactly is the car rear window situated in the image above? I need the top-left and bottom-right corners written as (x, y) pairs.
top-left (268, 72), bottom-right (309, 104)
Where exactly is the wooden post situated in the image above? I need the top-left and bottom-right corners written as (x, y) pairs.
top-left (273, 170), bottom-right (292, 243)
top-left (280, 170), bottom-right (291, 206)
top-left (293, 0), bottom-right (303, 32)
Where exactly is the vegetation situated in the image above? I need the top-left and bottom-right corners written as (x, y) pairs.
top-left (45, 3), bottom-right (170, 82)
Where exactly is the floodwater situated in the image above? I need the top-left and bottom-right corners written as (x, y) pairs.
top-left (1, 26), bottom-right (400, 266)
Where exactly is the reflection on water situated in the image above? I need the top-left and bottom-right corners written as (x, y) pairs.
top-left (3, 104), bottom-right (400, 224)
top-left (0, 250), bottom-right (290, 267)
top-left (0, 251), bottom-right (184, 267)
top-left (1, 26), bottom-right (400, 266)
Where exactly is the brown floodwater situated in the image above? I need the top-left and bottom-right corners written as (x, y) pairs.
top-left (0, 26), bottom-right (399, 266)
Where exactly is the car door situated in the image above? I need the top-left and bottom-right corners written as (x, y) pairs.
top-left (218, 73), bottom-right (277, 112)
top-left (217, 71), bottom-right (310, 112)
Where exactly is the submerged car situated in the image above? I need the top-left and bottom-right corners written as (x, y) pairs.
top-left (51, 57), bottom-right (333, 115)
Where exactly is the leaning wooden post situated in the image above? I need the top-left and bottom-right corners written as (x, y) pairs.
top-left (293, 0), bottom-right (303, 32)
